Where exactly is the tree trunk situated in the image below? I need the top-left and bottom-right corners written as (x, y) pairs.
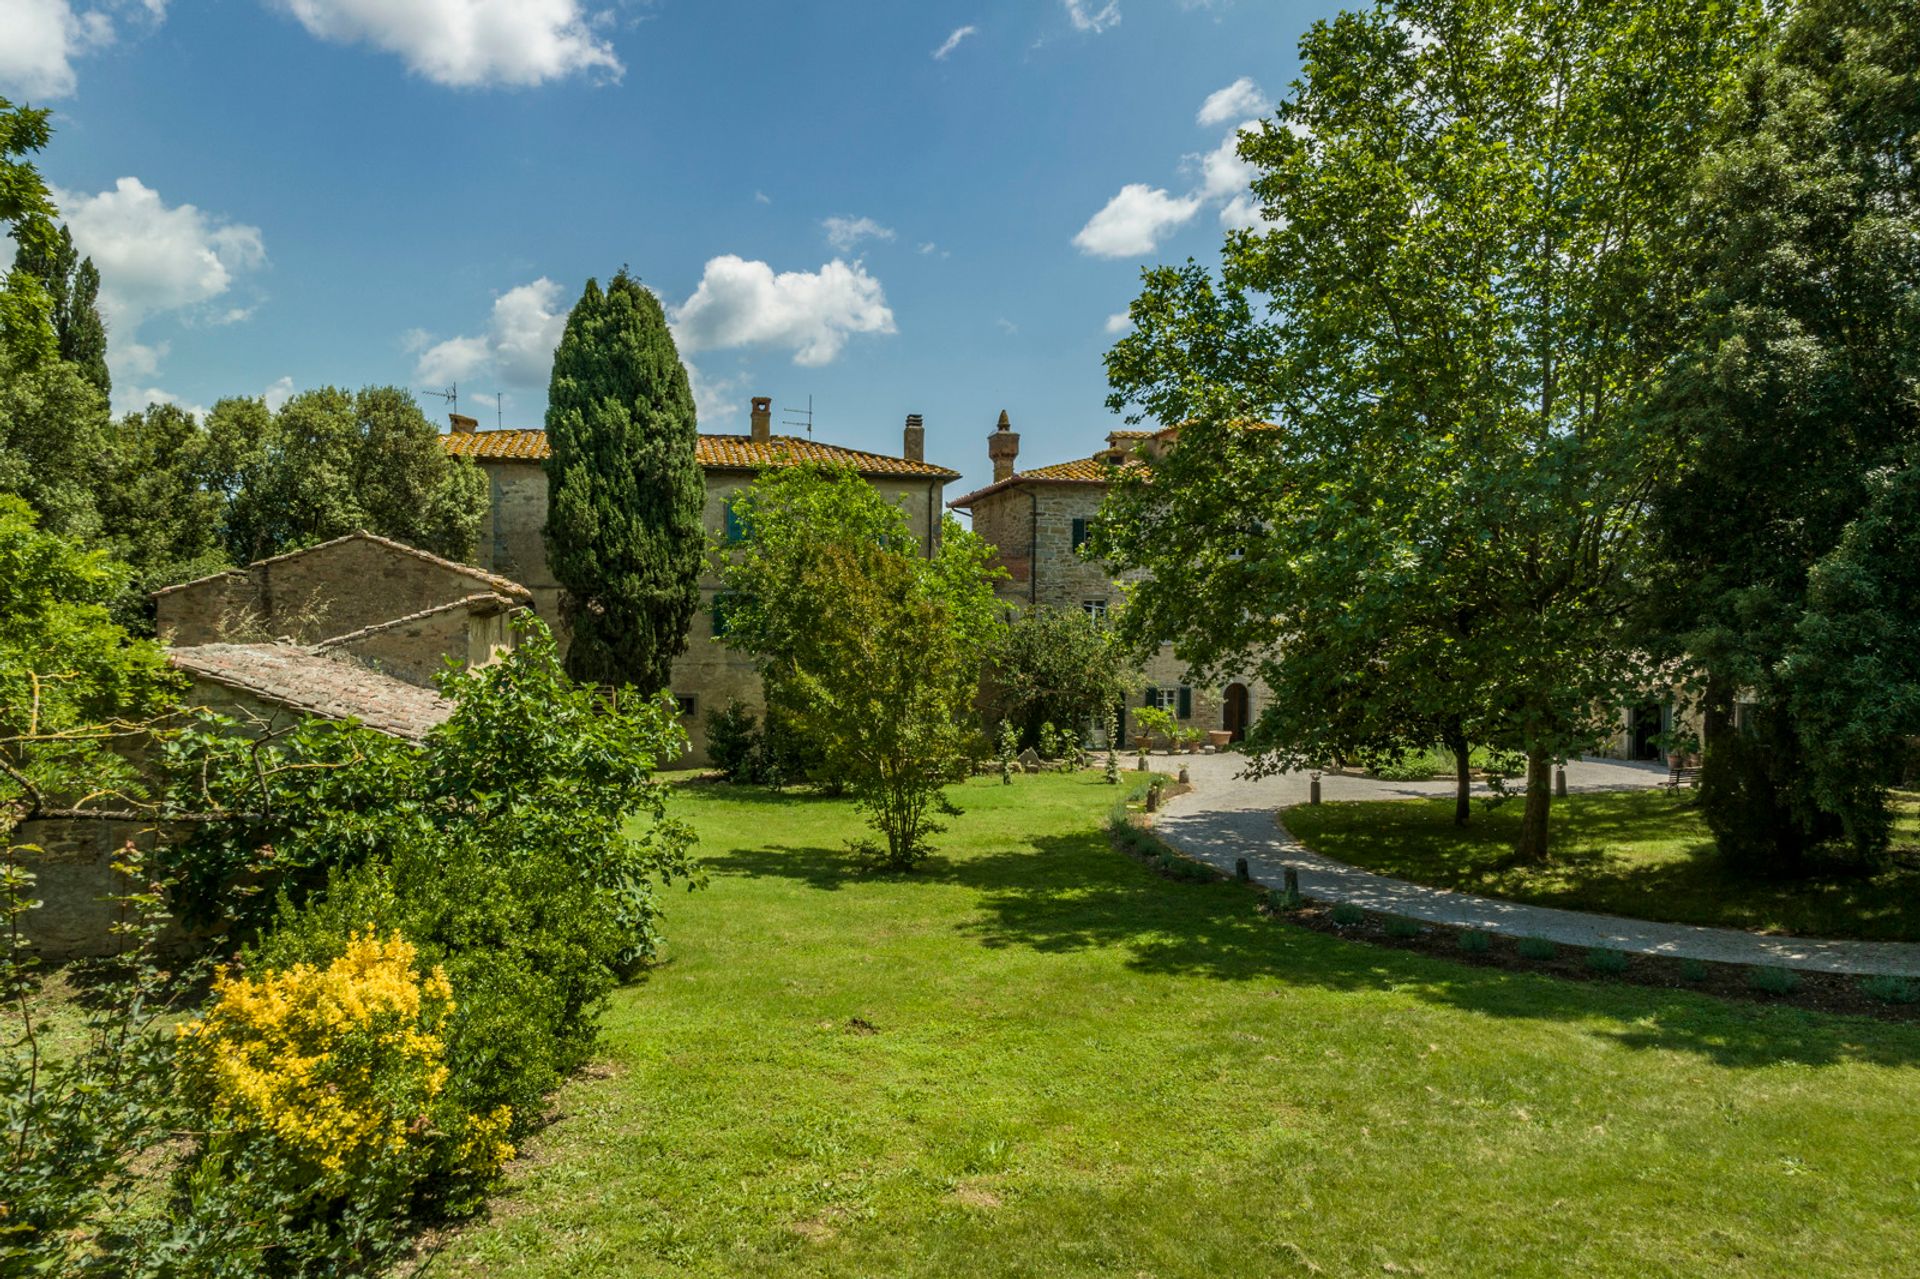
top-left (1515, 749), bottom-right (1554, 860)
top-left (1444, 718), bottom-right (1472, 827)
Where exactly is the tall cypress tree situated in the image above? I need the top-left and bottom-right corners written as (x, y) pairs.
top-left (544, 271), bottom-right (705, 693)
top-left (17, 224), bottom-right (110, 400)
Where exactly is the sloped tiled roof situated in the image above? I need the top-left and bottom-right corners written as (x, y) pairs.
top-left (442, 430), bottom-right (959, 480)
top-left (948, 452), bottom-right (1137, 510)
top-left (150, 530), bottom-right (532, 604)
top-left (169, 643), bottom-right (454, 742)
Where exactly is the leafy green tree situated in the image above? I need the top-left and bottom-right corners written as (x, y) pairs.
top-left (720, 466), bottom-right (1005, 868)
top-left (0, 349), bottom-right (111, 541)
top-left (202, 386), bottom-right (486, 564)
top-left (95, 402), bottom-right (230, 626)
top-left (0, 495), bottom-right (178, 816)
top-left (544, 272), bottom-right (705, 693)
top-left (988, 605), bottom-right (1138, 751)
top-left (14, 225), bottom-right (109, 400)
top-left (1649, 0), bottom-right (1920, 868)
top-left (0, 98), bottom-right (59, 367)
top-left (1098, 0), bottom-right (1758, 858)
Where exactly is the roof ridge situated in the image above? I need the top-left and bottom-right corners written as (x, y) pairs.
top-left (150, 530), bottom-right (533, 602)
top-left (313, 592), bottom-right (518, 650)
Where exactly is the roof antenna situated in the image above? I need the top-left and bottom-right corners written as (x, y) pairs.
top-left (495, 391), bottom-right (503, 429)
top-left (781, 395), bottom-right (814, 440)
top-left (419, 383), bottom-right (458, 413)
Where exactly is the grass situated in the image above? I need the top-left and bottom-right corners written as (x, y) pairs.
top-left (1283, 789), bottom-right (1920, 942)
top-left (430, 772), bottom-right (1920, 1278)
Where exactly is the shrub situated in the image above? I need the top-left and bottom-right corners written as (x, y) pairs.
top-left (1516, 936), bottom-right (1558, 961)
top-left (1859, 975), bottom-right (1919, 1005)
top-left (1678, 958), bottom-right (1710, 983)
top-left (1331, 902), bottom-right (1365, 927)
top-left (1586, 948), bottom-right (1631, 976)
top-left (1456, 929), bottom-right (1492, 955)
top-left (706, 700), bottom-right (765, 782)
top-left (1384, 916), bottom-right (1422, 939)
top-left (1267, 886), bottom-right (1301, 913)
top-left (1747, 965), bottom-right (1801, 995)
top-left (176, 931), bottom-right (513, 1259)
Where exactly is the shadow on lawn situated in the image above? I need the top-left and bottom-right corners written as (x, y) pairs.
top-left (705, 830), bottom-right (1920, 1072)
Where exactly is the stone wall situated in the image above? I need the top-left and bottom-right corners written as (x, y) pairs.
top-left (13, 817), bottom-right (181, 960)
top-left (157, 536), bottom-right (518, 647)
top-left (321, 603), bottom-right (514, 689)
top-left (474, 461), bottom-right (949, 764)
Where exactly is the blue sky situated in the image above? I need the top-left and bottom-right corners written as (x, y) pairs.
top-left (6, 0), bottom-right (1330, 500)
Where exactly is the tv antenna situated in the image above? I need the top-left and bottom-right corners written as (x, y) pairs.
top-left (419, 383), bottom-right (458, 413)
top-left (781, 396), bottom-right (814, 440)
top-left (494, 391), bottom-right (503, 429)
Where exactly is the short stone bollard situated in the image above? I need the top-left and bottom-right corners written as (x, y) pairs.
top-left (1137, 755), bottom-right (1148, 772)
top-left (1178, 765), bottom-right (1190, 785)
top-left (1309, 776), bottom-right (1322, 805)
top-left (1235, 856), bottom-right (1250, 882)
top-left (1555, 765), bottom-right (1568, 798)
top-left (1146, 785), bottom-right (1160, 812)
top-left (1283, 866), bottom-right (1301, 907)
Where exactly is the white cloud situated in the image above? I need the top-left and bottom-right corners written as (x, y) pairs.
top-left (1063, 0), bottom-right (1119, 33)
top-left (0, 0), bottom-right (114, 99)
top-left (1197, 76), bottom-right (1268, 127)
top-left (1197, 121), bottom-right (1260, 200)
top-left (1072, 184), bottom-right (1201, 258)
top-left (277, 0), bottom-right (622, 88)
top-left (671, 255), bottom-right (895, 368)
top-left (263, 375), bottom-right (295, 411)
top-left (754, 190), bottom-right (771, 204)
top-left (681, 359), bottom-right (745, 430)
top-left (53, 176), bottom-right (266, 399)
top-left (932, 24), bottom-right (977, 59)
top-left (118, 385), bottom-right (207, 420)
top-left (996, 317), bottom-right (1018, 335)
top-left (411, 276), bottom-right (567, 388)
top-left (1105, 311), bottom-right (1132, 335)
top-left (822, 215), bottom-right (895, 252)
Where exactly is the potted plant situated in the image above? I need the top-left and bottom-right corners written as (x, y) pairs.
top-left (1207, 728), bottom-right (1233, 748)
top-left (1134, 706), bottom-right (1179, 754)
top-left (1179, 726), bottom-right (1206, 754)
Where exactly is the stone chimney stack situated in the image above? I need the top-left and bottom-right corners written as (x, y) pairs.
top-left (448, 412), bottom-right (478, 434)
top-left (987, 409), bottom-right (1020, 482)
top-left (750, 396), bottom-right (772, 443)
top-left (903, 413), bottom-right (925, 463)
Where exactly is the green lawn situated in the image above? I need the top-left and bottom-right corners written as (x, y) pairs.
top-left (430, 774), bottom-right (1920, 1278)
top-left (1285, 790), bottom-right (1920, 942)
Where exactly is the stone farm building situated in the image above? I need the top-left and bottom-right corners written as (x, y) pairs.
top-left (439, 398), bottom-right (958, 763)
top-left (949, 414), bottom-right (1272, 747)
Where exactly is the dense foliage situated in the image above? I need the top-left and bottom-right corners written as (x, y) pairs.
top-left (987, 605), bottom-right (1138, 751)
top-left (544, 271), bottom-right (706, 693)
top-left (14, 224), bottom-right (109, 401)
top-left (1096, 0), bottom-right (1761, 857)
top-left (1649, 0), bottom-right (1920, 868)
top-left (719, 466), bottom-right (1004, 867)
top-left (0, 97), bottom-right (59, 367)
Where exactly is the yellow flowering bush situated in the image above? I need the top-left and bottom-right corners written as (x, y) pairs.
top-left (177, 932), bottom-right (513, 1188)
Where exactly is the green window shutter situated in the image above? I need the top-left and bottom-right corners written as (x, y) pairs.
top-left (724, 505), bottom-right (746, 544)
top-left (1142, 686), bottom-right (1157, 709)
top-left (1178, 686), bottom-right (1192, 718)
top-left (1072, 517), bottom-right (1088, 549)
top-left (712, 593), bottom-right (731, 637)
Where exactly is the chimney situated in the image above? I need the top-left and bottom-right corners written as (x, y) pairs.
top-left (987, 409), bottom-right (1020, 482)
top-left (449, 412), bottom-right (478, 434)
top-left (903, 413), bottom-right (925, 463)
top-left (750, 396), bottom-right (772, 443)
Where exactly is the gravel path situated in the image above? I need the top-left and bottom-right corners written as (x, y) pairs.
top-left (1151, 752), bottom-right (1920, 977)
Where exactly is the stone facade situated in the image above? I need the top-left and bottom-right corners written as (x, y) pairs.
top-left (13, 817), bottom-right (190, 960)
top-left (952, 420), bottom-right (1270, 746)
top-left (155, 531), bottom-right (532, 649)
top-left (442, 400), bottom-right (960, 765)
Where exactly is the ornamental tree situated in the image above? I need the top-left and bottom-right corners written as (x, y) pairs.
top-left (544, 271), bottom-right (705, 693)
top-left (1097, 0), bottom-right (1758, 858)
top-left (987, 605), bottom-right (1140, 751)
top-left (719, 465), bottom-right (1004, 868)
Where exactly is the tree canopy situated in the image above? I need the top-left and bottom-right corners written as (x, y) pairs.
top-left (543, 271), bottom-right (706, 694)
top-left (1097, 0), bottom-right (1761, 856)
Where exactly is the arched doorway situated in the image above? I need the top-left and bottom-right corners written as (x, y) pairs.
top-left (1223, 683), bottom-right (1250, 743)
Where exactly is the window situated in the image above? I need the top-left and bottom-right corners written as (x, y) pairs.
top-left (675, 695), bottom-right (698, 719)
top-left (723, 504), bottom-right (747, 544)
top-left (1144, 686), bottom-right (1192, 717)
top-left (1071, 516), bottom-right (1101, 550)
top-left (712, 592), bottom-right (741, 637)
top-left (1082, 599), bottom-right (1108, 621)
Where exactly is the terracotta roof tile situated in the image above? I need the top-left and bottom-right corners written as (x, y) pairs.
top-left (443, 430), bottom-right (959, 480)
top-left (150, 530), bottom-right (532, 604)
top-left (169, 643), bottom-right (454, 742)
top-left (948, 452), bottom-right (1139, 509)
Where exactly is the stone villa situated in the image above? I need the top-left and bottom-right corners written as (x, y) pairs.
top-left (439, 397), bottom-right (958, 763)
top-left (948, 415), bottom-right (1272, 747)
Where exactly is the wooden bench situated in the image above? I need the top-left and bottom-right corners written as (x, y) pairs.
top-left (1660, 762), bottom-right (1702, 791)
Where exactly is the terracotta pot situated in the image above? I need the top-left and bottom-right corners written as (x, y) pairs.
top-left (1207, 730), bottom-right (1233, 748)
